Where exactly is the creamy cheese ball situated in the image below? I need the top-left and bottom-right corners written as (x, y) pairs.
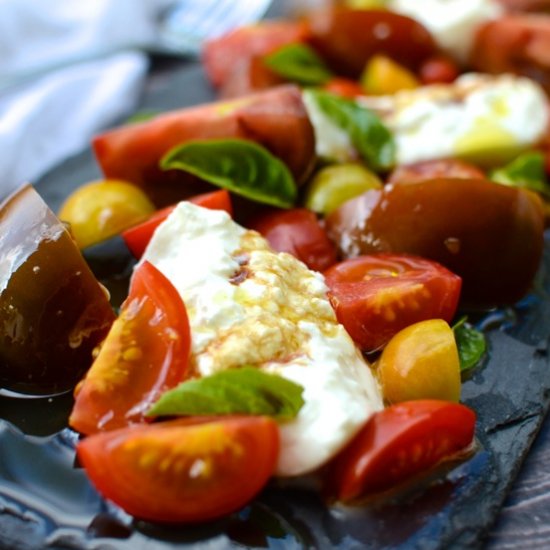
top-left (305, 73), bottom-right (549, 168)
top-left (142, 202), bottom-right (383, 477)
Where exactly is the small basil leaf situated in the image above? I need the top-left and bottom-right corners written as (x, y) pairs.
top-left (453, 317), bottom-right (487, 372)
top-left (147, 367), bottom-right (305, 422)
top-left (490, 152), bottom-right (550, 198)
top-left (160, 139), bottom-right (297, 208)
top-left (264, 43), bottom-right (333, 86)
top-left (305, 89), bottom-right (395, 171)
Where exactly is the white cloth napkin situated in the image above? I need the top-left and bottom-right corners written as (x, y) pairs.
top-left (0, 0), bottom-right (172, 199)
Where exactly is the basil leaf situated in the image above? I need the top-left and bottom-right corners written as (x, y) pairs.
top-left (490, 152), bottom-right (550, 198)
top-left (264, 43), bottom-right (333, 86)
top-left (160, 139), bottom-right (297, 208)
top-left (147, 367), bottom-right (305, 422)
top-left (453, 316), bottom-right (487, 372)
top-left (305, 89), bottom-right (395, 171)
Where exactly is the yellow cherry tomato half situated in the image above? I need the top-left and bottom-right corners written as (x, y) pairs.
top-left (377, 319), bottom-right (461, 404)
top-left (304, 163), bottom-right (382, 216)
top-left (360, 54), bottom-right (419, 96)
top-left (58, 179), bottom-right (155, 249)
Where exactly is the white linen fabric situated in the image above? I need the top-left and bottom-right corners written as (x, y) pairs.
top-left (0, 0), bottom-right (173, 199)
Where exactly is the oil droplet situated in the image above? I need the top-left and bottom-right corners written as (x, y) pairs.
top-left (32, 266), bottom-right (40, 274)
top-left (444, 237), bottom-right (461, 254)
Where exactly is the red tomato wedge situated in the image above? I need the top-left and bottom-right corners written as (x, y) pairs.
top-left (323, 77), bottom-right (366, 98)
top-left (122, 190), bottom-right (233, 259)
top-left (70, 261), bottom-right (191, 435)
top-left (249, 207), bottom-right (338, 272)
top-left (202, 20), bottom-right (310, 88)
top-left (328, 400), bottom-right (476, 502)
top-left (387, 159), bottom-right (485, 185)
top-left (77, 416), bottom-right (279, 523)
top-left (324, 254), bottom-right (461, 351)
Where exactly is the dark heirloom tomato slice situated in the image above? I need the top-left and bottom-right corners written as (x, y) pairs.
top-left (327, 400), bottom-right (476, 502)
top-left (324, 254), bottom-right (461, 351)
top-left (326, 178), bottom-right (545, 306)
top-left (0, 185), bottom-right (115, 395)
top-left (202, 20), bottom-right (310, 88)
top-left (93, 85), bottom-right (316, 207)
top-left (77, 416), bottom-right (279, 524)
top-left (122, 190), bottom-right (233, 259)
top-left (70, 261), bottom-right (191, 435)
top-left (249, 207), bottom-right (338, 272)
top-left (305, 8), bottom-right (437, 78)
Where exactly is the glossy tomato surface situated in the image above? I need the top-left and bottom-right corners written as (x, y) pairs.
top-left (70, 261), bottom-right (191, 435)
top-left (306, 8), bottom-right (437, 78)
top-left (77, 416), bottom-right (279, 523)
top-left (249, 207), bottom-right (338, 272)
top-left (122, 189), bottom-right (233, 259)
top-left (326, 178), bottom-right (545, 306)
top-left (0, 185), bottom-right (115, 395)
top-left (324, 254), bottom-right (461, 351)
top-left (328, 400), bottom-right (476, 502)
top-left (387, 159), bottom-right (485, 185)
top-left (93, 85), bottom-right (316, 206)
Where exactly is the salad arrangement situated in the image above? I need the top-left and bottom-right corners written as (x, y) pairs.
top-left (1, 0), bottom-right (550, 542)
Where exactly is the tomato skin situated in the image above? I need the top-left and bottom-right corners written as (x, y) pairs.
top-left (69, 261), bottom-right (191, 435)
top-left (387, 159), bottom-right (485, 185)
top-left (122, 190), bottom-right (233, 259)
top-left (419, 56), bottom-right (459, 85)
top-left (306, 8), bottom-right (437, 78)
top-left (77, 416), bottom-right (279, 523)
top-left (328, 400), bottom-right (476, 501)
top-left (323, 77), bottom-right (366, 98)
top-left (219, 55), bottom-right (286, 99)
top-left (249, 208), bottom-right (338, 272)
top-left (202, 21), bottom-right (310, 88)
top-left (326, 178), bottom-right (545, 306)
top-left (93, 85), bottom-right (316, 207)
top-left (324, 254), bottom-right (461, 351)
top-left (472, 15), bottom-right (550, 94)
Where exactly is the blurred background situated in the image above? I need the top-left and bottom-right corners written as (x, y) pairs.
top-left (0, 0), bottom-right (282, 199)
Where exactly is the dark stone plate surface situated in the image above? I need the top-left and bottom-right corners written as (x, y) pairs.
top-left (1, 62), bottom-right (550, 550)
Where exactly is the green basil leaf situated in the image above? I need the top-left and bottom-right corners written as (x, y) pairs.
top-left (305, 89), bottom-right (396, 171)
top-left (453, 316), bottom-right (487, 372)
top-left (147, 367), bottom-right (305, 422)
top-left (264, 43), bottom-right (333, 86)
top-left (490, 152), bottom-right (550, 198)
top-left (160, 139), bottom-right (297, 208)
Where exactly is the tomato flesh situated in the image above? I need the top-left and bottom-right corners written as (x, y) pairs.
top-left (70, 261), bottom-right (191, 434)
top-left (328, 400), bottom-right (476, 501)
top-left (122, 190), bottom-right (233, 259)
top-left (77, 416), bottom-right (279, 523)
top-left (387, 159), bottom-right (485, 185)
top-left (324, 254), bottom-right (461, 351)
top-left (249, 207), bottom-right (338, 272)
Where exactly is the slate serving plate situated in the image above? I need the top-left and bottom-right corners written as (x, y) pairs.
top-left (1, 62), bottom-right (550, 550)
